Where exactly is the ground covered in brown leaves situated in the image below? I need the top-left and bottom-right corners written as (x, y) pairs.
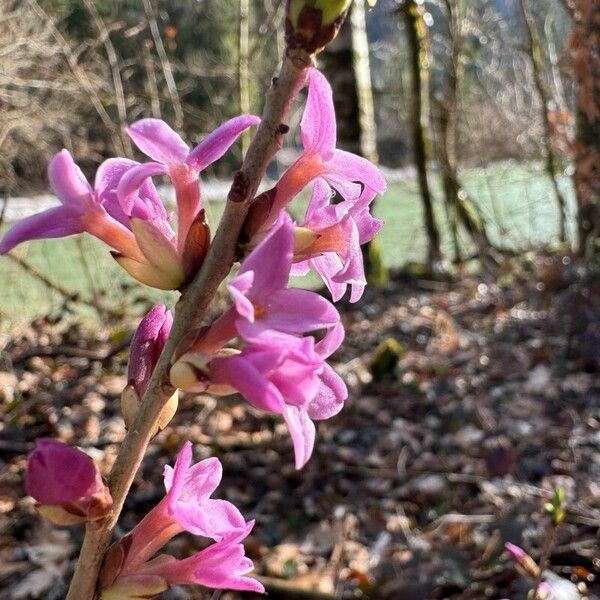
top-left (1, 253), bottom-right (599, 600)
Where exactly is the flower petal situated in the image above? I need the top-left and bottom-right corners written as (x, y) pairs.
top-left (301, 69), bottom-right (337, 157)
top-left (48, 150), bottom-right (93, 206)
top-left (308, 364), bottom-right (347, 420)
top-left (262, 288), bottom-right (340, 335)
top-left (117, 162), bottom-right (168, 216)
top-left (328, 150), bottom-right (387, 194)
top-left (209, 355), bottom-right (284, 413)
top-left (173, 498), bottom-right (246, 540)
top-left (238, 215), bottom-right (293, 300)
top-left (127, 119), bottom-right (190, 164)
top-left (282, 405), bottom-right (316, 469)
top-left (186, 115), bottom-right (261, 171)
top-left (0, 206), bottom-right (84, 254)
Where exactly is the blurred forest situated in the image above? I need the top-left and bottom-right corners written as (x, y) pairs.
top-left (1, 1), bottom-right (600, 599)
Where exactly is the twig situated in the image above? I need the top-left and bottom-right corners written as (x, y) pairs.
top-left (13, 338), bottom-right (131, 365)
top-left (142, 0), bottom-right (184, 131)
top-left (65, 47), bottom-right (312, 600)
top-left (256, 576), bottom-right (336, 600)
top-left (82, 0), bottom-right (133, 157)
top-left (6, 253), bottom-right (124, 320)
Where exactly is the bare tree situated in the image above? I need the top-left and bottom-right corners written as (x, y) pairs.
top-left (517, 0), bottom-right (569, 243)
top-left (398, 0), bottom-right (442, 268)
top-left (567, 0), bottom-right (600, 255)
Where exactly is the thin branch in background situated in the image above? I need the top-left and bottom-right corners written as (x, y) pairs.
top-left (143, 40), bottom-right (162, 119)
top-left (238, 0), bottom-right (251, 155)
top-left (6, 253), bottom-right (124, 320)
top-left (26, 0), bottom-right (126, 157)
top-left (142, 0), bottom-right (184, 131)
top-left (82, 0), bottom-right (133, 157)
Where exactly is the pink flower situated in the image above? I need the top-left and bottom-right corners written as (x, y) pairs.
top-left (229, 215), bottom-right (340, 342)
top-left (260, 68), bottom-right (385, 231)
top-left (291, 178), bottom-right (384, 302)
top-left (119, 115), bottom-right (260, 254)
top-left (128, 304), bottom-right (173, 398)
top-left (120, 442), bottom-right (247, 573)
top-left (0, 150), bottom-right (147, 261)
top-left (130, 524), bottom-right (264, 594)
top-left (209, 326), bottom-right (347, 468)
top-left (26, 439), bottom-right (112, 524)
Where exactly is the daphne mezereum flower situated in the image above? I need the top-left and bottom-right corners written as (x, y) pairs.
top-left (118, 115), bottom-right (260, 255)
top-left (114, 441), bottom-right (248, 574)
top-left (291, 178), bottom-right (384, 302)
top-left (208, 326), bottom-right (347, 469)
top-left (0, 150), bottom-right (149, 261)
top-left (26, 439), bottom-right (112, 525)
top-left (229, 214), bottom-right (340, 342)
top-left (257, 68), bottom-right (386, 232)
top-left (100, 442), bottom-right (262, 598)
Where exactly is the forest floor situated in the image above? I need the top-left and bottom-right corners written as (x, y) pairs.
top-left (0, 251), bottom-right (599, 600)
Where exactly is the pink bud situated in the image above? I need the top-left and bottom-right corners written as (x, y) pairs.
top-left (26, 439), bottom-right (112, 524)
top-left (128, 304), bottom-right (173, 397)
top-left (504, 542), bottom-right (540, 578)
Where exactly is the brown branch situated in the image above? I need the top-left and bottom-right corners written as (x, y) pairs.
top-left (65, 48), bottom-right (312, 600)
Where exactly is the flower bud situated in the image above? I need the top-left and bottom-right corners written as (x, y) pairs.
top-left (26, 439), bottom-right (112, 525)
top-left (505, 542), bottom-right (540, 579)
top-left (128, 304), bottom-right (173, 398)
top-left (285, 0), bottom-right (352, 53)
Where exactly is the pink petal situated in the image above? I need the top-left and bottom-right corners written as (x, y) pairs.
top-left (47, 150), bottom-right (93, 206)
top-left (126, 119), bottom-right (189, 164)
top-left (308, 364), bottom-right (347, 420)
top-left (0, 206), bottom-right (85, 254)
top-left (228, 271), bottom-right (256, 322)
top-left (309, 254), bottom-right (347, 301)
top-left (209, 355), bottom-right (284, 412)
top-left (261, 288), bottom-right (340, 335)
top-left (301, 69), bottom-right (336, 157)
top-left (186, 115), bottom-right (261, 171)
top-left (117, 162), bottom-right (168, 215)
top-left (328, 150), bottom-right (387, 195)
top-left (173, 498), bottom-right (246, 540)
top-left (315, 321), bottom-right (345, 358)
top-left (305, 178), bottom-right (335, 223)
top-left (95, 157), bottom-right (138, 227)
top-left (179, 457), bottom-right (222, 504)
top-left (282, 405), bottom-right (316, 469)
top-left (238, 215), bottom-right (294, 300)
top-left (163, 440), bottom-right (193, 499)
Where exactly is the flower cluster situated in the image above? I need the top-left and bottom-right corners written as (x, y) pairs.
top-left (14, 65), bottom-right (386, 597)
top-left (100, 442), bottom-right (263, 598)
top-left (0, 116), bottom-right (259, 290)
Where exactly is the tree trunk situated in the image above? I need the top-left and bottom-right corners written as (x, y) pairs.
top-left (434, 0), bottom-right (497, 268)
top-left (518, 0), bottom-right (569, 243)
top-left (398, 0), bottom-right (442, 268)
top-left (569, 0), bottom-right (600, 256)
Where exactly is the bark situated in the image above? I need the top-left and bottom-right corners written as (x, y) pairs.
top-left (569, 0), bottom-right (600, 255)
top-left (435, 0), bottom-right (496, 267)
top-left (398, 0), bottom-right (442, 267)
top-left (518, 0), bottom-right (569, 243)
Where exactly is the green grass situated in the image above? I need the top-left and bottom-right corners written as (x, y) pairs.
top-left (0, 161), bottom-right (576, 331)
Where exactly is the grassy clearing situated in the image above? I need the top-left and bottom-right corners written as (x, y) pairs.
top-left (0, 162), bottom-right (575, 331)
